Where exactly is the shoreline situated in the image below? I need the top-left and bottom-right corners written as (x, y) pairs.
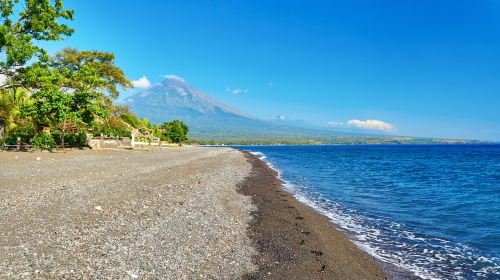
top-left (238, 151), bottom-right (387, 279)
top-left (1, 147), bottom-right (422, 278)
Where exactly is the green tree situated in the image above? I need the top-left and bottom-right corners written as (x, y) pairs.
top-left (50, 48), bottom-right (132, 101)
top-left (0, 0), bottom-right (74, 88)
top-left (22, 48), bottom-right (132, 144)
top-left (0, 0), bottom-right (74, 139)
top-left (51, 48), bottom-right (131, 142)
top-left (161, 120), bottom-right (189, 143)
top-left (0, 1), bottom-right (137, 147)
top-left (0, 87), bottom-right (30, 131)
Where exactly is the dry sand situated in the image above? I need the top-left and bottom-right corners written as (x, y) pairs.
top-left (0, 147), bottom-right (256, 279)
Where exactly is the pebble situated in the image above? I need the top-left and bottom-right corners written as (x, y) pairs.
top-left (0, 148), bottom-right (257, 279)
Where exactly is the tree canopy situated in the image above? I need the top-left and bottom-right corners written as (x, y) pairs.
top-left (161, 120), bottom-right (189, 143)
top-left (0, 1), bottom-right (189, 149)
top-left (0, 0), bottom-right (74, 88)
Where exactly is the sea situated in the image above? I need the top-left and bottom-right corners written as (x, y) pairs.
top-left (233, 144), bottom-right (500, 280)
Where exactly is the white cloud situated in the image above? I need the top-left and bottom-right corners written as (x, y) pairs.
top-left (131, 76), bottom-right (151, 89)
top-left (276, 115), bottom-right (288, 120)
top-left (347, 119), bottom-right (395, 131)
top-left (162, 74), bottom-right (185, 82)
top-left (226, 87), bottom-right (248, 94)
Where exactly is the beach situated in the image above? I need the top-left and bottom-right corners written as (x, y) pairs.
top-left (0, 147), bottom-right (385, 279)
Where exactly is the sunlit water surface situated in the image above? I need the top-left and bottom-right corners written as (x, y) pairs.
top-left (233, 145), bottom-right (500, 279)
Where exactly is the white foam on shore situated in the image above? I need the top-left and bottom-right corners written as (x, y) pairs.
top-left (249, 150), bottom-right (499, 280)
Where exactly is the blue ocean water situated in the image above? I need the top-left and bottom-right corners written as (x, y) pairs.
top-left (234, 145), bottom-right (500, 280)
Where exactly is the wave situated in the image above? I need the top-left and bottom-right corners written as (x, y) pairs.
top-left (250, 151), bottom-right (500, 280)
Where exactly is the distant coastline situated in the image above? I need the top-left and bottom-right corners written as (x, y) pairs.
top-left (199, 141), bottom-right (495, 147)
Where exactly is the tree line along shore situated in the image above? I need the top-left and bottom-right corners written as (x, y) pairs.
top-left (0, 0), bottom-right (188, 151)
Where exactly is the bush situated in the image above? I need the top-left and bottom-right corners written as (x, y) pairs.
top-left (31, 131), bottom-right (54, 150)
top-left (52, 130), bottom-right (88, 147)
top-left (5, 125), bottom-right (36, 144)
top-left (67, 131), bottom-right (87, 146)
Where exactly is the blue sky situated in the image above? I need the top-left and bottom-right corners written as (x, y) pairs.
top-left (51, 0), bottom-right (500, 140)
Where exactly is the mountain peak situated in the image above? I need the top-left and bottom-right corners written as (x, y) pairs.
top-left (124, 75), bottom-right (253, 128)
top-left (162, 75), bottom-right (186, 83)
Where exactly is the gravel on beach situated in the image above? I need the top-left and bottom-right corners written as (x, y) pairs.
top-left (0, 147), bottom-right (257, 279)
top-left (0, 147), bottom-right (391, 280)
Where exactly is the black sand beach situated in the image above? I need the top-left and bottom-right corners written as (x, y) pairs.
top-left (239, 151), bottom-right (388, 280)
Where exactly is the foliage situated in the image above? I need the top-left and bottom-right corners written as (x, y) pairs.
top-left (0, 0), bottom-right (74, 88)
top-left (0, 88), bottom-right (30, 131)
top-left (0, 1), bottom-right (187, 149)
top-left (51, 130), bottom-right (87, 146)
top-left (31, 131), bottom-right (53, 150)
top-left (51, 48), bottom-right (131, 98)
top-left (161, 120), bottom-right (189, 143)
top-left (120, 112), bottom-right (141, 128)
top-left (92, 116), bottom-right (131, 138)
top-left (4, 123), bottom-right (35, 144)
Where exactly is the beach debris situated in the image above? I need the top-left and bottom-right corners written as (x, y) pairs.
top-left (94, 206), bottom-right (103, 211)
top-left (36, 157), bottom-right (41, 161)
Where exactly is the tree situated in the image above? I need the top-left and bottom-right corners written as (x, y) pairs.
top-left (0, 0), bottom-right (74, 136)
top-left (22, 48), bottom-right (132, 144)
top-left (0, 87), bottom-right (30, 131)
top-left (0, 0), bottom-right (74, 89)
top-left (50, 48), bottom-right (132, 101)
top-left (52, 48), bottom-right (131, 142)
top-left (161, 120), bottom-right (189, 143)
top-left (0, 1), bottom-right (137, 147)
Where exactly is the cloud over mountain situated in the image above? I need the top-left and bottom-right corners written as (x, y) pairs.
top-left (131, 76), bottom-right (151, 89)
top-left (162, 75), bottom-right (185, 83)
top-left (347, 119), bottom-right (395, 131)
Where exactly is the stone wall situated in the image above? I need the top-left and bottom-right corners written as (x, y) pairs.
top-left (88, 137), bottom-right (131, 149)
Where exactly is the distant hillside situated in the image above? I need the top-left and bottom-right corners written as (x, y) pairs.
top-left (123, 77), bottom-right (347, 139)
top-left (122, 77), bottom-right (481, 144)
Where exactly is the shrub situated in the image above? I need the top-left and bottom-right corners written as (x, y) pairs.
top-left (51, 130), bottom-right (88, 147)
top-left (5, 125), bottom-right (36, 144)
top-left (31, 131), bottom-right (54, 150)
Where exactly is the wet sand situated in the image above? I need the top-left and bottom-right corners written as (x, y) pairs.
top-left (239, 151), bottom-right (388, 280)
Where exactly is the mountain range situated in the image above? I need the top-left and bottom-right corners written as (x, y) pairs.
top-left (121, 77), bottom-right (473, 144)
